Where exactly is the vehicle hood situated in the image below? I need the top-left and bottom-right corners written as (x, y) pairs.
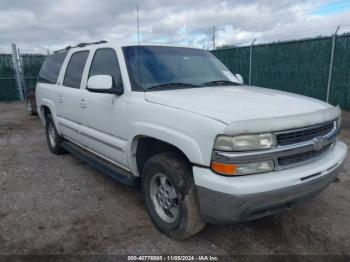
top-left (144, 86), bottom-right (339, 133)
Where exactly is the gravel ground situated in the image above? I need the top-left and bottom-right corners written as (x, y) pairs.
top-left (0, 102), bottom-right (350, 257)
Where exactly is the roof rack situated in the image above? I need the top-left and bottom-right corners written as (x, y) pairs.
top-left (54, 40), bottom-right (108, 53)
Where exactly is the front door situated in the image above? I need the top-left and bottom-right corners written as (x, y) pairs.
top-left (79, 48), bottom-right (129, 168)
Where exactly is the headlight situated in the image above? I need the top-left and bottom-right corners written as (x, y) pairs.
top-left (214, 133), bottom-right (275, 151)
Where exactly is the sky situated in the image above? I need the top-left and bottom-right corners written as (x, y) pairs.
top-left (0, 0), bottom-right (350, 53)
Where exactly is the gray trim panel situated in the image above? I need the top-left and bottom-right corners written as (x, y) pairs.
top-left (80, 130), bottom-right (123, 151)
top-left (58, 116), bottom-right (124, 152)
top-left (59, 121), bottom-right (79, 133)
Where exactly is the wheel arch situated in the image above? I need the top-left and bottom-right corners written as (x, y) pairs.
top-left (128, 130), bottom-right (204, 176)
top-left (39, 99), bottom-right (58, 130)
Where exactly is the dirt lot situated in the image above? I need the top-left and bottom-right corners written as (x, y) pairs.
top-left (1, 102), bottom-right (350, 257)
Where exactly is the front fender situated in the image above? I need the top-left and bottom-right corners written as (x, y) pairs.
top-left (127, 121), bottom-right (205, 175)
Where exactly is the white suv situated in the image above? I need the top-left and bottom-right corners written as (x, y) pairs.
top-left (36, 41), bottom-right (347, 239)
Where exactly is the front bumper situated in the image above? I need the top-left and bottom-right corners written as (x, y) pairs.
top-left (193, 141), bottom-right (347, 224)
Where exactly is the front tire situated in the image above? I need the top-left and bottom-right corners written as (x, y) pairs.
top-left (45, 114), bottom-right (65, 154)
top-left (142, 152), bottom-right (205, 239)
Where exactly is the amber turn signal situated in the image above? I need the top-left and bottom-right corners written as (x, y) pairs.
top-left (211, 162), bottom-right (237, 175)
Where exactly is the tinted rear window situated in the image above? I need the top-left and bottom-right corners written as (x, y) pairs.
top-left (38, 51), bottom-right (68, 84)
top-left (63, 51), bottom-right (89, 89)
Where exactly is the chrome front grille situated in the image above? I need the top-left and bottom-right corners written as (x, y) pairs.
top-left (277, 143), bottom-right (332, 166)
top-left (276, 121), bottom-right (335, 146)
top-left (272, 121), bottom-right (337, 168)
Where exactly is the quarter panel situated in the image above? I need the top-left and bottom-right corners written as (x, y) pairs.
top-left (35, 82), bottom-right (58, 125)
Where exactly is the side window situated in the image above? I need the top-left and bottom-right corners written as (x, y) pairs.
top-left (63, 51), bottom-right (89, 89)
top-left (89, 48), bottom-right (123, 87)
top-left (38, 51), bottom-right (68, 84)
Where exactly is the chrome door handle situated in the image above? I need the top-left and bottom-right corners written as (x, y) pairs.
top-left (80, 99), bottom-right (87, 108)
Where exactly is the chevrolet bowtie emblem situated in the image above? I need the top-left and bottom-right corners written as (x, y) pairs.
top-left (312, 137), bottom-right (325, 151)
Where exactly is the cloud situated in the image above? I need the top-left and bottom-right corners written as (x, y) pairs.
top-left (0, 0), bottom-right (349, 53)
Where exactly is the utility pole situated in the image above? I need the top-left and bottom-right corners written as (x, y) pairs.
top-left (249, 38), bottom-right (257, 86)
top-left (213, 25), bottom-right (216, 50)
top-left (11, 43), bottom-right (24, 101)
top-left (326, 25), bottom-right (340, 103)
top-left (17, 48), bottom-right (27, 100)
top-left (137, 4), bottom-right (140, 46)
top-left (136, 4), bottom-right (142, 87)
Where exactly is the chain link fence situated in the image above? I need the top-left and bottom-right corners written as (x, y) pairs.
top-left (0, 54), bottom-right (18, 101)
top-left (212, 33), bottom-right (350, 110)
top-left (0, 44), bottom-right (47, 102)
top-left (21, 54), bottom-right (47, 92)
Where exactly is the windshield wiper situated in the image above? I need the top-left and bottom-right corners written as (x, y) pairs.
top-left (146, 82), bottom-right (201, 90)
top-left (201, 80), bottom-right (242, 86)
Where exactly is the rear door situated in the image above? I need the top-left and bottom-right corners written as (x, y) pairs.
top-left (56, 50), bottom-right (89, 144)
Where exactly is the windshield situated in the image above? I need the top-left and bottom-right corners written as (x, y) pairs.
top-left (123, 46), bottom-right (239, 91)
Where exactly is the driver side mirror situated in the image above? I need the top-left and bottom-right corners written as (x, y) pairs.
top-left (87, 75), bottom-right (124, 95)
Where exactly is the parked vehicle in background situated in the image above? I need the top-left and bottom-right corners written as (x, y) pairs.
top-left (26, 87), bottom-right (37, 115)
top-left (35, 41), bottom-right (347, 239)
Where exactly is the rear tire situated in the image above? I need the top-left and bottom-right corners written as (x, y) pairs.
top-left (142, 152), bottom-right (205, 239)
top-left (46, 114), bottom-right (65, 154)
